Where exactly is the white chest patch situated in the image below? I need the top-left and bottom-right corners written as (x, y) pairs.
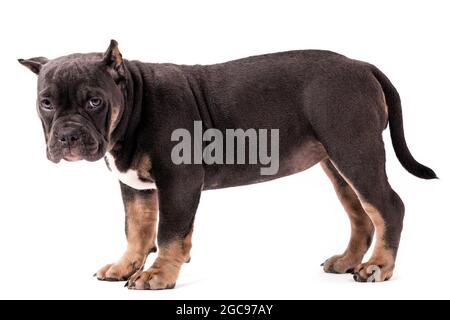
top-left (105, 152), bottom-right (157, 190)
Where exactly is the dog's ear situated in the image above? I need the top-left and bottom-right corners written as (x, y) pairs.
top-left (102, 39), bottom-right (125, 82)
top-left (18, 57), bottom-right (49, 75)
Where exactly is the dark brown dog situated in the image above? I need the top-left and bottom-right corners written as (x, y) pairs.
top-left (19, 40), bottom-right (436, 289)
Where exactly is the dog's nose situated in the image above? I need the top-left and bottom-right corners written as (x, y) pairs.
top-left (57, 128), bottom-right (80, 147)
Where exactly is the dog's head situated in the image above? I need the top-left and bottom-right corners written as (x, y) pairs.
top-left (19, 40), bottom-right (126, 163)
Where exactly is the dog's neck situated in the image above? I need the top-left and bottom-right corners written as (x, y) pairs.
top-left (108, 60), bottom-right (148, 171)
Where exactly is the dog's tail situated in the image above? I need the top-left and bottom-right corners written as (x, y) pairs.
top-left (371, 66), bottom-right (437, 179)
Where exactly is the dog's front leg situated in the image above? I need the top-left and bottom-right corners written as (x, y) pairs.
top-left (126, 178), bottom-right (201, 290)
top-left (95, 182), bottom-right (158, 281)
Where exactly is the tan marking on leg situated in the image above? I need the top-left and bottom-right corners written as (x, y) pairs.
top-left (125, 191), bottom-right (158, 256)
top-left (327, 162), bottom-right (395, 281)
top-left (321, 161), bottom-right (374, 273)
top-left (126, 230), bottom-right (193, 290)
top-left (136, 153), bottom-right (152, 180)
top-left (354, 202), bottom-right (395, 282)
top-left (96, 191), bottom-right (158, 281)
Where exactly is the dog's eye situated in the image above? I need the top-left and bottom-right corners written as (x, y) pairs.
top-left (88, 98), bottom-right (103, 110)
top-left (40, 99), bottom-right (54, 111)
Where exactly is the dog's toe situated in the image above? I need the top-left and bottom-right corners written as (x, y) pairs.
top-left (322, 254), bottom-right (360, 274)
top-left (95, 260), bottom-right (142, 282)
top-left (126, 269), bottom-right (176, 290)
top-left (353, 263), bottom-right (392, 282)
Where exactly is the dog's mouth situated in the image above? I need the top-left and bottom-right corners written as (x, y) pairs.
top-left (47, 125), bottom-right (107, 163)
top-left (62, 147), bottom-right (84, 162)
top-left (48, 139), bottom-right (105, 163)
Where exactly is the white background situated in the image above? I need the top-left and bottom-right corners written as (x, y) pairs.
top-left (0, 0), bottom-right (448, 299)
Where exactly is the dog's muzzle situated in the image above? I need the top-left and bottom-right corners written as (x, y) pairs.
top-left (47, 117), bottom-right (106, 163)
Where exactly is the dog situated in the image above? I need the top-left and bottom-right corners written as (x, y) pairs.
top-left (19, 40), bottom-right (436, 289)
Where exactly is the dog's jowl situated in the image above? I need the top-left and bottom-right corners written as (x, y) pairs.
top-left (19, 40), bottom-right (436, 289)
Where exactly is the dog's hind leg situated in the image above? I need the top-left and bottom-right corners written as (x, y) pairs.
top-left (307, 68), bottom-right (405, 281)
top-left (320, 134), bottom-right (404, 282)
top-left (320, 159), bottom-right (374, 274)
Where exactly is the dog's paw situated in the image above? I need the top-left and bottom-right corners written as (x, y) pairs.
top-left (95, 259), bottom-right (143, 282)
top-left (125, 268), bottom-right (176, 290)
top-left (352, 262), bottom-right (393, 282)
top-left (322, 254), bottom-right (360, 274)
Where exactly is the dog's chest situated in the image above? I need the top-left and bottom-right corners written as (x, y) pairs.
top-left (105, 152), bottom-right (156, 190)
